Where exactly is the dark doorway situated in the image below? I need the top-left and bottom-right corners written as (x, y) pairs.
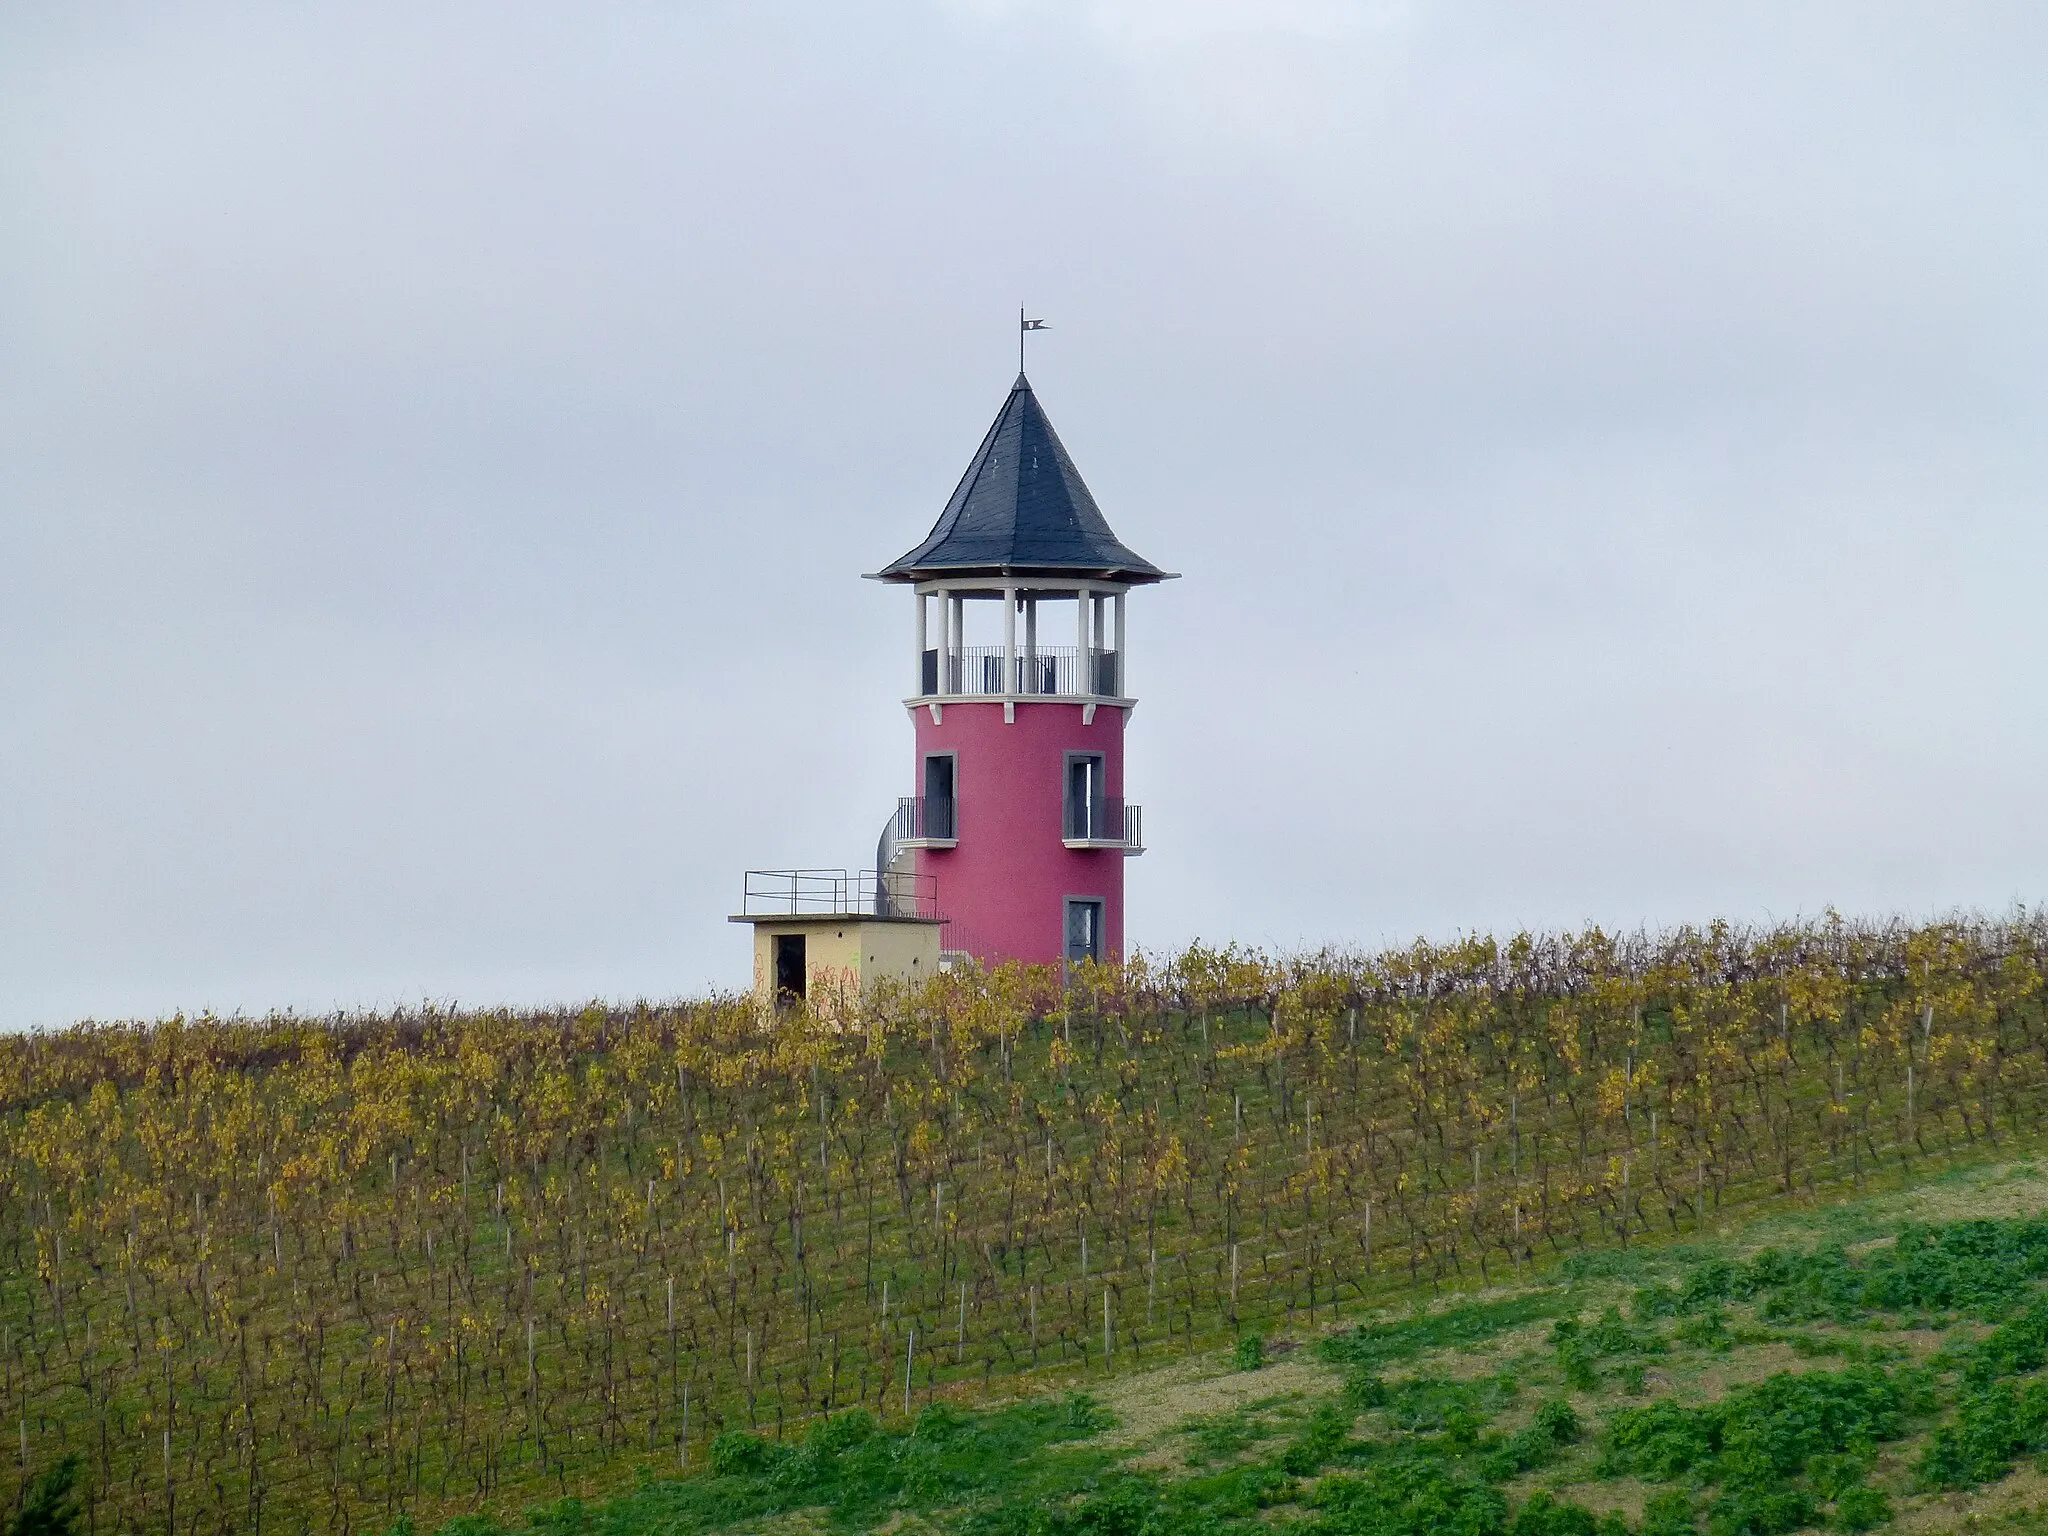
top-left (773, 933), bottom-right (807, 1004)
top-left (923, 753), bottom-right (956, 839)
top-left (1064, 899), bottom-right (1103, 965)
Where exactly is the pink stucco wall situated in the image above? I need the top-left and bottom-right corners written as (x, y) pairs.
top-left (911, 701), bottom-right (1125, 966)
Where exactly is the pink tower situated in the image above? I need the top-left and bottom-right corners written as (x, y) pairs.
top-left (871, 374), bottom-right (1174, 968)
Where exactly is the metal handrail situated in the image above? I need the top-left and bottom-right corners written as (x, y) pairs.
top-left (741, 869), bottom-right (941, 920)
top-left (894, 795), bottom-right (956, 842)
top-left (1063, 797), bottom-right (1143, 848)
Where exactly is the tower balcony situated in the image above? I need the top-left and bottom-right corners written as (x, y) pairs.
top-left (1063, 796), bottom-right (1144, 854)
top-left (893, 795), bottom-right (957, 850)
top-left (918, 646), bottom-right (1123, 701)
top-left (895, 793), bottom-right (1144, 854)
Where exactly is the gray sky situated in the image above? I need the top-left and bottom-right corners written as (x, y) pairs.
top-left (3, 1), bottom-right (2044, 1028)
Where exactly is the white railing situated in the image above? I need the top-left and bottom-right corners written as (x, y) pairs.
top-left (920, 646), bottom-right (1121, 699)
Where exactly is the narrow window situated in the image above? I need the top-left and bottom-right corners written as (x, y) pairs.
top-left (923, 754), bottom-right (956, 840)
top-left (773, 933), bottom-right (807, 1005)
top-left (1064, 899), bottom-right (1103, 965)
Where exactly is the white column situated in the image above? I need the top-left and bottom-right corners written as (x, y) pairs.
top-left (951, 594), bottom-right (965, 692)
top-left (938, 589), bottom-right (952, 694)
top-left (1113, 590), bottom-right (1126, 696)
top-left (1024, 597), bottom-right (1038, 687)
top-left (1093, 593), bottom-right (1108, 694)
top-left (1075, 585), bottom-right (1091, 696)
top-left (914, 591), bottom-right (928, 695)
top-left (1003, 585), bottom-right (1017, 695)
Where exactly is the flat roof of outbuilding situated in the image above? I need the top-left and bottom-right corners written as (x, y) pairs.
top-left (727, 913), bottom-right (945, 926)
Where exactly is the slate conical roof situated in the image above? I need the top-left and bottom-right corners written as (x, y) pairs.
top-left (872, 375), bottom-right (1170, 584)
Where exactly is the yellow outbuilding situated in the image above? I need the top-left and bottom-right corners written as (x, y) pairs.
top-left (729, 870), bottom-right (947, 1011)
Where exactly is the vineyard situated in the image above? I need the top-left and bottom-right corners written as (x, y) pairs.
top-left (3, 913), bottom-right (2047, 1535)
top-left (438, 1191), bottom-right (2048, 1536)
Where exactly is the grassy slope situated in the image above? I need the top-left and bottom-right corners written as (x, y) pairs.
top-left (414, 1157), bottom-right (2048, 1536)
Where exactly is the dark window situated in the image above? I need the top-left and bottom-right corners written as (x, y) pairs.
top-left (920, 648), bottom-right (939, 696)
top-left (1064, 899), bottom-right (1103, 965)
top-left (773, 934), bottom-right (806, 1004)
top-left (1065, 753), bottom-right (1105, 840)
top-left (923, 754), bottom-right (956, 839)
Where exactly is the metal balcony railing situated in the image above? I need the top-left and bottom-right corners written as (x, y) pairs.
top-left (741, 868), bottom-right (941, 920)
top-left (919, 646), bottom-right (1121, 699)
top-left (1063, 797), bottom-right (1143, 851)
top-left (893, 795), bottom-right (956, 844)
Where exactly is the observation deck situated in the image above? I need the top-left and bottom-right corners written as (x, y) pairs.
top-left (917, 646), bottom-right (1123, 701)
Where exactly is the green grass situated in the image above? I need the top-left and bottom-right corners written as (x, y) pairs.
top-left (1177, 1400), bottom-right (1291, 1467)
top-left (405, 1395), bottom-right (1118, 1536)
top-left (1319, 1294), bottom-right (1567, 1371)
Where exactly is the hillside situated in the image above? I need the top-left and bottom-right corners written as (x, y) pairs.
top-left (1, 915), bottom-right (2045, 1534)
top-left (410, 1159), bottom-right (2048, 1536)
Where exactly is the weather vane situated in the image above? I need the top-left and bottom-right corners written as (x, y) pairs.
top-left (1019, 305), bottom-right (1048, 372)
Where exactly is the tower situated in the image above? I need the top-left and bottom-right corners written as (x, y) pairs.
top-left (871, 373), bottom-right (1173, 968)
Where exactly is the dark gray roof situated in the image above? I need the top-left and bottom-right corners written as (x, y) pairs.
top-left (872, 374), bottom-right (1169, 584)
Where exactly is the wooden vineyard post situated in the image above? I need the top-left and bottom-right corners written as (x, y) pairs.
top-left (666, 1271), bottom-right (679, 1453)
top-left (1620, 1152), bottom-right (1630, 1245)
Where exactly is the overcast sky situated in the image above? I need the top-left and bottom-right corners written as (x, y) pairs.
top-left (2, 2), bottom-right (2043, 1027)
